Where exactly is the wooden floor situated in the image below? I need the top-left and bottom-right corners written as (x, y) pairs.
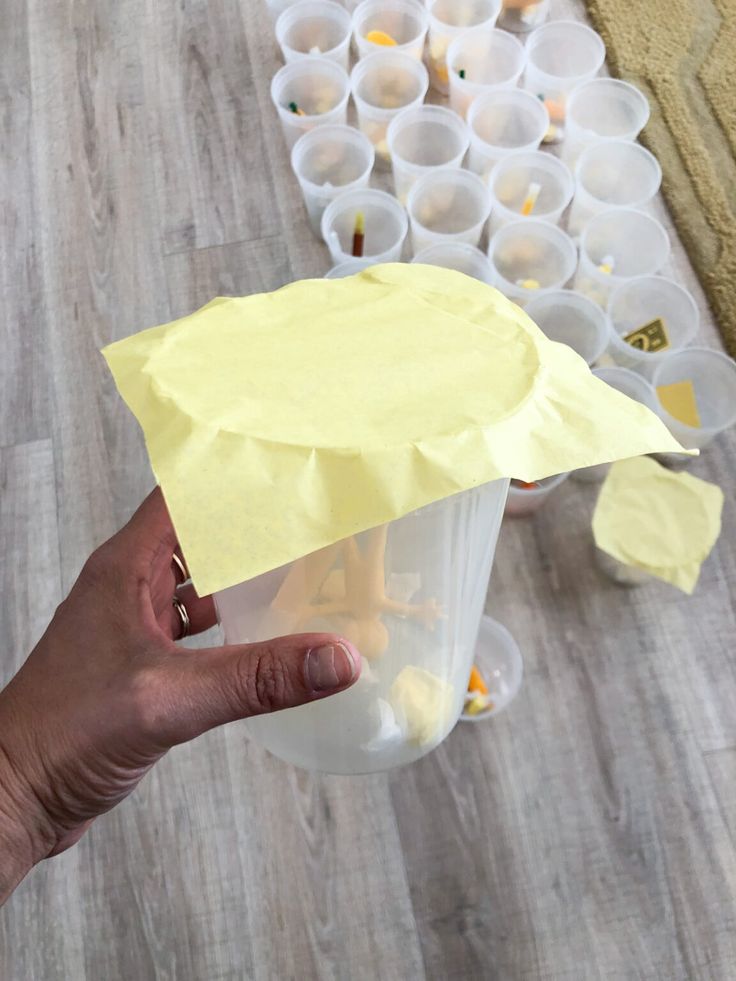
top-left (2, 0), bottom-right (735, 978)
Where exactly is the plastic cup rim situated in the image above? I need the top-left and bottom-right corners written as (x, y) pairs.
top-left (606, 274), bottom-right (699, 361)
top-left (350, 49), bottom-right (429, 116)
top-left (574, 139), bottom-right (663, 206)
top-left (488, 150), bottom-right (574, 216)
top-left (352, 0), bottom-right (429, 51)
top-left (487, 218), bottom-right (577, 292)
top-left (566, 77), bottom-right (651, 135)
top-left (526, 288), bottom-right (611, 364)
top-left (459, 614), bottom-right (523, 722)
top-left (525, 19), bottom-right (606, 79)
top-left (650, 346), bottom-right (736, 435)
top-left (320, 187), bottom-right (409, 257)
top-left (467, 88), bottom-right (550, 155)
top-left (271, 59), bottom-right (351, 121)
top-left (428, 0), bottom-right (502, 33)
top-left (446, 27), bottom-right (526, 91)
top-left (579, 207), bottom-right (670, 281)
top-left (407, 167), bottom-right (491, 237)
top-left (290, 124), bottom-right (376, 195)
top-left (386, 104), bottom-right (470, 168)
top-left (276, 0), bottom-right (353, 61)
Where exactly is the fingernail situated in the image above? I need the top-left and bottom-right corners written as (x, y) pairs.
top-left (305, 642), bottom-right (357, 692)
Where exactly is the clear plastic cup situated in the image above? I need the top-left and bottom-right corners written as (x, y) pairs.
top-left (466, 89), bottom-right (550, 180)
top-left (276, 0), bottom-right (353, 70)
top-left (411, 242), bottom-right (494, 283)
top-left (267, 0), bottom-right (303, 25)
top-left (563, 78), bottom-right (650, 168)
top-left (446, 28), bottom-right (525, 119)
top-left (321, 187), bottom-right (409, 264)
top-left (606, 276), bottom-right (699, 376)
top-left (568, 140), bottom-right (662, 237)
top-left (271, 59), bottom-right (351, 149)
top-left (574, 208), bottom-right (670, 308)
top-left (487, 219), bottom-right (577, 306)
top-left (525, 289), bottom-right (610, 366)
top-left (497, 0), bottom-right (549, 33)
top-left (573, 366), bottom-right (659, 482)
top-left (350, 50), bottom-right (429, 169)
top-left (324, 258), bottom-right (379, 277)
top-left (427, 0), bottom-right (502, 94)
top-left (504, 473), bottom-right (569, 516)
top-left (595, 547), bottom-right (653, 587)
top-left (386, 104), bottom-right (469, 203)
top-left (523, 21), bottom-right (605, 126)
top-left (459, 616), bottom-right (523, 721)
top-left (407, 167), bottom-right (491, 254)
top-left (215, 480), bottom-right (510, 774)
top-left (487, 150), bottom-right (574, 235)
top-left (651, 347), bottom-right (736, 452)
top-left (291, 125), bottom-right (375, 236)
top-left (352, 0), bottom-right (429, 61)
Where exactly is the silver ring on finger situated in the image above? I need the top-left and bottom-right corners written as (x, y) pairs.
top-left (172, 552), bottom-right (189, 585)
top-left (172, 596), bottom-right (190, 640)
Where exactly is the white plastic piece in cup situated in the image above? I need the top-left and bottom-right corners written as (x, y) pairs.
top-left (215, 480), bottom-right (510, 774)
top-left (459, 615), bottom-right (523, 721)
top-left (574, 208), bottom-right (670, 308)
top-left (271, 59), bottom-right (351, 149)
top-left (525, 289), bottom-right (610, 366)
top-left (446, 28), bottom-right (525, 119)
top-left (504, 472), bottom-right (569, 517)
top-left (407, 167), bottom-right (491, 254)
top-left (427, 0), bottom-right (502, 95)
top-left (651, 347), bottom-right (736, 452)
top-left (324, 258), bottom-right (379, 278)
top-left (568, 140), bottom-right (662, 237)
top-left (276, 0), bottom-right (353, 70)
top-left (466, 89), bottom-right (549, 180)
top-left (563, 78), bottom-right (650, 168)
top-left (523, 20), bottom-right (605, 112)
top-left (487, 219), bottom-right (577, 307)
top-left (606, 275), bottom-right (699, 376)
top-left (497, 0), bottom-right (550, 33)
top-left (321, 187), bottom-right (408, 264)
top-left (292, 124), bottom-right (375, 236)
top-left (487, 150), bottom-right (574, 235)
top-left (595, 546), bottom-right (654, 587)
top-left (572, 366), bottom-right (659, 483)
top-left (411, 242), bottom-right (494, 283)
top-left (386, 104), bottom-right (470, 203)
top-left (350, 49), bottom-right (429, 169)
top-left (352, 0), bottom-right (429, 61)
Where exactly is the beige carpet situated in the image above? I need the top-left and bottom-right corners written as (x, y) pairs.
top-left (586, 0), bottom-right (736, 357)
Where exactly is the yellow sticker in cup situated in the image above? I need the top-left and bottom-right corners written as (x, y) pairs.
top-left (657, 379), bottom-right (701, 428)
top-left (623, 317), bottom-right (670, 353)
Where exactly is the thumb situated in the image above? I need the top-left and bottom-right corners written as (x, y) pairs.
top-left (154, 633), bottom-right (361, 746)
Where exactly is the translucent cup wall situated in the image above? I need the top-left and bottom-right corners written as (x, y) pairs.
top-left (466, 89), bottom-right (549, 180)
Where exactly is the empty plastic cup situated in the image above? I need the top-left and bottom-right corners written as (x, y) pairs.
top-left (350, 50), bottom-right (429, 169)
top-left (321, 187), bottom-right (409, 264)
top-left (216, 480), bottom-right (510, 773)
top-left (427, 0), bottom-right (502, 94)
top-left (459, 616), bottom-right (523, 721)
top-left (525, 289), bottom-right (610, 366)
top-left (276, 0), bottom-right (353, 70)
top-left (352, 0), bottom-right (429, 61)
top-left (446, 28), bottom-right (525, 118)
top-left (523, 20), bottom-right (605, 144)
top-left (574, 208), bottom-right (670, 308)
top-left (563, 78), bottom-right (650, 167)
top-left (412, 242), bottom-right (494, 283)
top-left (504, 472), bottom-right (569, 516)
top-left (487, 219), bottom-right (577, 306)
top-left (573, 366), bottom-right (659, 482)
top-left (291, 125), bottom-right (375, 236)
top-left (466, 89), bottom-right (550, 180)
top-left (568, 140), bottom-right (662, 236)
top-left (325, 258), bottom-right (378, 277)
top-left (606, 276), bottom-right (699, 375)
top-left (651, 347), bottom-right (736, 452)
top-left (487, 150), bottom-right (574, 235)
top-left (386, 104), bottom-right (469, 203)
top-left (407, 167), bottom-right (491, 254)
top-left (271, 59), bottom-right (351, 149)
top-left (497, 0), bottom-right (549, 33)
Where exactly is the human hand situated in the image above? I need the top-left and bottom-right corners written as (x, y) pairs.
top-left (0, 489), bottom-right (360, 902)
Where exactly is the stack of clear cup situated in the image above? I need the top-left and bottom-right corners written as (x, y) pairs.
top-left (352, 0), bottom-right (429, 61)
top-left (497, 0), bottom-right (550, 33)
top-left (271, 59), bottom-right (351, 148)
top-left (568, 140), bottom-right (662, 237)
top-left (291, 124), bottom-right (375, 236)
top-left (350, 50), bottom-right (429, 169)
top-left (426, 0), bottom-right (502, 94)
top-left (486, 150), bottom-right (574, 235)
top-left (386, 104), bottom-right (469, 203)
top-left (445, 28), bottom-right (525, 119)
top-left (504, 473), bottom-right (569, 517)
top-left (466, 89), bottom-right (550, 180)
top-left (321, 187), bottom-right (409, 264)
top-left (525, 289), bottom-right (610, 367)
top-left (606, 275), bottom-right (699, 377)
top-left (487, 219), bottom-right (577, 306)
top-left (574, 208), bottom-right (670, 308)
top-left (407, 168), bottom-right (491, 254)
top-left (563, 78), bottom-right (650, 168)
top-left (276, 0), bottom-right (353, 70)
top-left (412, 242), bottom-right (494, 284)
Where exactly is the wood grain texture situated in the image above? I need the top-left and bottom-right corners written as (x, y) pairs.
top-left (1, 0), bottom-right (735, 977)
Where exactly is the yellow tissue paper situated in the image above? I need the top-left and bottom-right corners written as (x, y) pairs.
top-left (103, 263), bottom-right (689, 596)
top-left (592, 457), bottom-right (723, 594)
